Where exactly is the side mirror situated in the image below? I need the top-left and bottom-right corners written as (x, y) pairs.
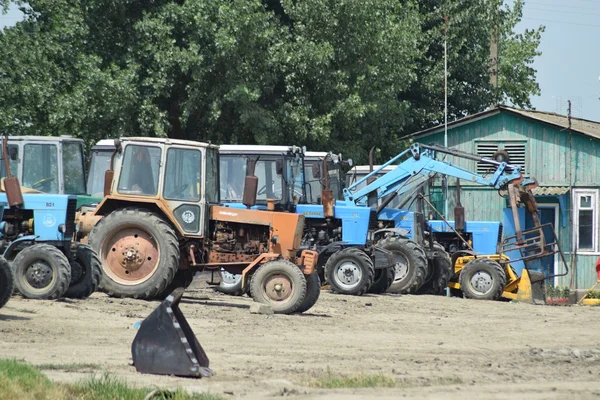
top-left (312, 163), bottom-right (321, 179)
top-left (275, 158), bottom-right (284, 175)
top-left (346, 158), bottom-right (353, 167)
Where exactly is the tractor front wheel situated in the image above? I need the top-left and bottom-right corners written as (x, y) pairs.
top-left (65, 244), bottom-right (102, 299)
top-left (324, 247), bottom-right (375, 296)
top-left (368, 267), bottom-right (395, 294)
top-left (88, 208), bottom-right (180, 299)
top-left (417, 243), bottom-right (452, 296)
top-left (13, 244), bottom-right (71, 300)
top-left (249, 260), bottom-right (307, 314)
top-left (295, 273), bottom-right (321, 313)
top-left (458, 258), bottom-right (507, 301)
top-left (0, 257), bottom-right (14, 308)
top-left (215, 269), bottom-right (244, 296)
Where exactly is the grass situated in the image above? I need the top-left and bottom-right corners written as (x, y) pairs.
top-left (0, 359), bottom-right (224, 400)
top-left (306, 369), bottom-right (464, 389)
top-left (36, 363), bottom-right (100, 373)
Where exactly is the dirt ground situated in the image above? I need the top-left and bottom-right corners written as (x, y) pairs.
top-left (1, 275), bottom-right (600, 400)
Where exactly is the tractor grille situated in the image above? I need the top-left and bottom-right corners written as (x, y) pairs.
top-left (368, 209), bottom-right (379, 230)
top-left (65, 198), bottom-right (77, 238)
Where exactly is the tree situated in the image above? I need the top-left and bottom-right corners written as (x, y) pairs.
top-left (0, 0), bottom-right (544, 163)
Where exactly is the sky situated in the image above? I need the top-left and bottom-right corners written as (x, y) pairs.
top-left (1, 1), bottom-right (599, 122)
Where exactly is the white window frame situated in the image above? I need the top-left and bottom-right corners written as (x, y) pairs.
top-left (572, 189), bottom-right (598, 254)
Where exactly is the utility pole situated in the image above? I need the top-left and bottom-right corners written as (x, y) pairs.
top-left (489, 0), bottom-right (499, 108)
top-left (444, 15), bottom-right (449, 219)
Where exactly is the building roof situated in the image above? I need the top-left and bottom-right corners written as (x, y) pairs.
top-left (407, 105), bottom-right (600, 141)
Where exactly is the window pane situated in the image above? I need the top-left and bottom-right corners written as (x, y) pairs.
top-left (220, 156), bottom-right (246, 201)
top-left (87, 151), bottom-right (113, 197)
top-left (23, 144), bottom-right (58, 193)
top-left (63, 142), bottom-right (86, 194)
top-left (578, 209), bottom-right (594, 250)
top-left (117, 145), bottom-right (161, 196)
top-left (205, 149), bottom-right (218, 203)
top-left (580, 195), bottom-right (592, 208)
top-left (164, 148), bottom-right (201, 201)
top-left (256, 160), bottom-right (282, 201)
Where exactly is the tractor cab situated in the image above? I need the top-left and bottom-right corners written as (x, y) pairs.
top-left (98, 137), bottom-right (219, 237)
top-left (86, 139), bottom-right (116, 199)
top-left (219, 145), bottom-right (305, 211)
top-left (0, 136), bottom-right (101, 208)
top-left (303, 151), bottom-right (344, 204)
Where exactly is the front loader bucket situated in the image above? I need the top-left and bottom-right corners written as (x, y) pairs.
top-left (131, 288), bottom-right (213, 378)
top-left (515, 269), bottom-right (546, 305)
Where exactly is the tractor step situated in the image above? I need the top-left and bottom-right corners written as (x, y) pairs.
top-left (131, 287), bottom-right (213, 378)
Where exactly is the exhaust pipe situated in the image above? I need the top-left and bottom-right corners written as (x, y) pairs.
top-left (131, 288), bottom-right (213, 378)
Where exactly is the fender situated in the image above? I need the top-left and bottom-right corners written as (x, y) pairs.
top-left (3, 235), bottom-right (39, 259)
top-left (373, 227), bottom-right (410, 241)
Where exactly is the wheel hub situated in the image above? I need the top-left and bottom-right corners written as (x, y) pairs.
top-left (334, 261), bottom-right (363, 290)
top-left (392, 252), bottom-right (409, 282)
top-left (470, 271), bottom-right (493, 294)
top-left (264, 274), bottom-right (293, 302)
top-left (25, 261), bottom-right (53, 289)
top-left (103, 228), bottom-right (159, 283)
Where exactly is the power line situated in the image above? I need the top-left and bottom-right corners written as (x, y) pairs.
top-left (522, 16), bottom-right (600, 28)
top-left (525, 6), bottom-right (600, 17)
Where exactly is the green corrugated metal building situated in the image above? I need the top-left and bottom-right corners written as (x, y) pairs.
top-left (408, 105), bottom-right (600, 290)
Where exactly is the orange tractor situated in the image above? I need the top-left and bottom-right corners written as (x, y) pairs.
top-left (79, 137), bottom-right (319, 315)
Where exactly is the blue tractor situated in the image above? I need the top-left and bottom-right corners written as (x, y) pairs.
top-left (0, 139), bottom-right (101, 301)
top-left (217, 143), bottom-right (548, 300)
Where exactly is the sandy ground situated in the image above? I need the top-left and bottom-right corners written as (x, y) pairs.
top-left (1, 275), bottom-right (600, 400)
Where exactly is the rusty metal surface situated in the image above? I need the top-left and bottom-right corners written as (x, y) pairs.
top-left (207, 251), bottom-right (260, 264)
top-left (321, 189), bottom-right (334, 218)
top-left (263, 273), bottom-right (294, 302)
top-left (298, 250), bottom-right (318, 275)
top-left (76, 210), bottom-right (103, 240)
top-left (102, 227), bottom-right (160, 284)
top-left (242, 175), bottom-right (258, 208)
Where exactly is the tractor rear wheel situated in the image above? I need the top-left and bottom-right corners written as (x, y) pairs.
top-left (13, 244), bottom-right (71, 300)
top-left (249, 260), bottom-right (307, 314)
top-left (324, 247), bottom-right (374, 296)
top-left (295, 273), bottom-right (321, 313)
top-left (417, 243), bottom-right (452, 295)
top-left (0, 257), bottom-right (14, 308)
top-left (88, 208), bottom-right (180, 299)
top-left (379, 237), bottom-right (427, 294)
top-left (65, 244), bottom-right (102, 299)
top-left (459, 258), bottom-right (506, 301)
top-left (368, 267), bottom-right (395, 294)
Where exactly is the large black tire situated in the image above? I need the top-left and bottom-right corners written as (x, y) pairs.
top-left (324, 247), bottom-right (374, 296)
top-left (13, 244), bottom-right (71, 300)
top-left (458, 258), bottom-right (507, 301)
top-left (155, 269), bottom-right (196, 300)
top-left (368, 267), bottom-right (395, 294)
top-left (295, 273), bottom-right (321, 313)
top-left (65, 244), bottom-right (102, 299)
top-left (417, 243), bottom-right (452, 296)
top-left (0, 257), bottom-right (14, 308)
top-left (215, 269), bottom-right (244, 296)
top-left (249, 260), bottom-right (307, 314)
top-left (88, 208), bottom-right (180, 299)
top-left (379, 237), bottom-right (427, 294)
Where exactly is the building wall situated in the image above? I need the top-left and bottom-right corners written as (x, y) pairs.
top-left (415, 111), bottom-right (600, 289)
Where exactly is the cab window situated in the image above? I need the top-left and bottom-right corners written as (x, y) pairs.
top-left (164, 148), bottom-right (201, 201)
top-left (117, 145), bottom-right (161, 196)
top-left (23, 144), bottom-right (59, 193)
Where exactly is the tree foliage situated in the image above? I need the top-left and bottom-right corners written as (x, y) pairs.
top-left (0, 0), bottom-right (543, 162)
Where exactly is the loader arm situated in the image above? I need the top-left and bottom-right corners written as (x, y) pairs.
top-left (344, 143), bottom-right (524, 206)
